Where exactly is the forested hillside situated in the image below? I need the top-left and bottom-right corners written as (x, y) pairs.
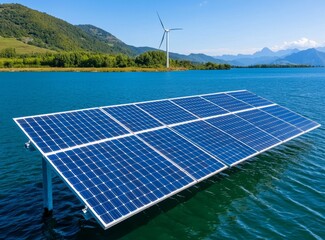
top-left (76, 24), bottom-right (136, 56)
top-left (0, 4), bottom-right (132, 54)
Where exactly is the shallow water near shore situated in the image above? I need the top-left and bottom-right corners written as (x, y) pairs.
top-left (0, 68), bottom-right (324, 239)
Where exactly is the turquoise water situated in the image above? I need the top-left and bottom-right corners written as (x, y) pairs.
top-left (0, 68), bottom-right (324, 239)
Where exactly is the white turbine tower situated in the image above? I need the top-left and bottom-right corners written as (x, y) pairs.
top-left (157, 13), bottom-right (182, 68)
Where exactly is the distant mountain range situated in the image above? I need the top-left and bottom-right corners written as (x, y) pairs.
top-left (274, 48), bottom-right (325, 66)
top-left (1, 3), bottom-right (325, 66)
top-left (215, 47), bottom-right (325, 66)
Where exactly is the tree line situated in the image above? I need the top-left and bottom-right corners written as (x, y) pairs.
top-left (0, 48), bottom-right (231, 70)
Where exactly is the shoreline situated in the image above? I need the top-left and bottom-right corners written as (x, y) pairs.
top-left (0, 67), bottom-right (187, 72)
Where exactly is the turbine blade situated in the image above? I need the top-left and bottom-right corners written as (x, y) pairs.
top-left (159, 32), bottom-right (165, 49)
top-left (170, 28), bottom-right (183, 31)
top-left (157, 12), bottom-right (166, 30)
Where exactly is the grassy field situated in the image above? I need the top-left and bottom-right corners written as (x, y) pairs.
top-left (0, 37), bottom-right (53, 54)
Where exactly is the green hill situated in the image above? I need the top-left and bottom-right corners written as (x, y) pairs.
top-left (76, 24), bottom-right (159, 56)
top-left (76, 24), bottom-right (135, 56)
top-left (0, 37), bottom-right (52, 54)
top-left (0, 3), bottom-right (132, 54)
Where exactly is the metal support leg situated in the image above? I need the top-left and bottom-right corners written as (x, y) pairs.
top-left (42, 157), bottom-right (53, 215)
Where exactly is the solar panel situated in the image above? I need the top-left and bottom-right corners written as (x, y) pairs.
top-left (103, 104), bottom-right (162, 132)
top-left (138, 128), bottom-right (227, 180)
top-left (228, 90), bottom-right (273, 107)
top-left (206, 115), bottom-right (281, 152)
top-left (136, 100), bottom-right (197, 125)
top-left (172, 96), bottom-right (228, 118)
top-left (15, 109), bottom-right (129, 154)
top-left (172, 121), bottom-right (257, 166)
top-left (202, 93), bottom-right (253, 112)
top-left (13, 89), bottom-right (320, 230)
top-left (261, 105), bottom-right (320, 132)
top-left (236, 109), bottom-right (302, 141)
top-left (46, 135), bottom-right (195, 229)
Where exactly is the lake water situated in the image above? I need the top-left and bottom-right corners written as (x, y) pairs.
top-left (0, 68), bottom-right (324, 239)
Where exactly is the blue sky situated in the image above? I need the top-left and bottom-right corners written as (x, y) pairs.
top-left (1, 0), bottom-right (325, 55)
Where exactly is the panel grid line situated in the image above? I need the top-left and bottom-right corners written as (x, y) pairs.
top-left (13, 90), bottom-right (320, 230)
top-left (14, 90), bottom-right (276, 156)
top-left (219, 110), bottom-right (283, 143)
top-left (199, 96), bottom-right (231, 113)
top-left (46, 136), bottom-right (196, 229)
top-left (47, 114), bottom-right (83, 147)
top-left (172, 121), bottom-right (258, 166)
top-left (166, 128), bottom-right (229, 180)
top-left (167, 127), bottom-right (230, 166)
top-left (21, 104), bottom-right (278, 157)
top-left (99, 107), bottom-right (134, 133)
top-left (259, 107), bottom-right (309, 132)
top-left (134, 134), bottom-right (198, 182)
top-left (260, 105), bottom-right (320, 132)
top-left (135, 100), bottom-right (198, 125)
top-left (42, 155), bottom-right (108, 228)
top-left (137, 129), bottom-right (227, 182)
top-left (167, 104), bottom-right (277, 128)
top-left (101, 104), bottom-right (163, 132)
top-left (224, 92), bottom-right (256, 107)
top-left (236, 109), bottom-right (302, 141)
top-left (206, 115), bottom-right (281, 152)
top-left (203, 118), bottom-right (270, 154)
top-left (203, 93), bottom-right (252, 112)
top-left (226, 91), bottom-right (272, 107)
top-left (168, 99), bottom-right (201, 119)
top-left (170, 97), bottom-right (229, 118)
top-left (58, 112), bottom-right (98, 142)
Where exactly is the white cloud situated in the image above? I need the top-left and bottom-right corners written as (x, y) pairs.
top-left (272, 37), bottom-right (322, 51)
top-left (199, 1), bottom-right (208, 7)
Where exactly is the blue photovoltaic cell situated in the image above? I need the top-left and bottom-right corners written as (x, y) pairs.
top-left (202, 93), bottom-right (253, 112)
top-left (173, 121), bottom-right (257, 166)
top-left (228, 91), bottom-right (273, 107)
top-left (16, 109), bottom-right (129, 153)
top-left (103, 105), bottom-right (162, 132)
top-left (261, 105), bottom-right (319, 132)
top-left (207, 115), bottom-right (280, 152)
top-left (136, 100), bottom-right (197, 125)
top-left (47, 135), bottom-right (194, 227)
top-left (138, 128), bottom-right (226, 180)
top-left (172, 96), bottom-right (228, 118)
top-left (236, 109), bottom-right (302, 141)
top-left (13, 89), bottom-right (321, 230)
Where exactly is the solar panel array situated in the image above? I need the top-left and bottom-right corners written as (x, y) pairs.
top-left (14, 90), bottom-right (320, 229)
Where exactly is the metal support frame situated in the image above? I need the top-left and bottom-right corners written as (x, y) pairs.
top-left (82, 206), bottom-right (92, 220)
top-left (42, 157), bottom-right (53, 215)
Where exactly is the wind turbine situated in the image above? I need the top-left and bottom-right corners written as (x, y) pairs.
top-left (157, 12), bottom-right (182, 68)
